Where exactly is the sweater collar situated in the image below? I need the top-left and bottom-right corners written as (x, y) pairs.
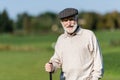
top-left (64, 26), bottom-right (81, 37)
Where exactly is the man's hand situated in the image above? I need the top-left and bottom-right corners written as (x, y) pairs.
top-left (45, 63), bottom-right (53, 72)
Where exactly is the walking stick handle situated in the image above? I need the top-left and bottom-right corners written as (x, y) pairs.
top-left (49, 62), bottom-right (53, 80)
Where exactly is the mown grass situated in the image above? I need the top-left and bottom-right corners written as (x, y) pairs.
top-left (95, 30), bottom-right (120, 80)
top-left (0, 30), bottom-right (120, 80)
top-left (0, 33), bottom-right (58, 80)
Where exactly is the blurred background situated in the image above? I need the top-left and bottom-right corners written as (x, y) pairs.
top-left (0, 0), bottom-right (120, 80)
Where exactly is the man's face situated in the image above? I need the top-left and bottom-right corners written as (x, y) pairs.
top-left (61, 16), bottom-right (78, 34)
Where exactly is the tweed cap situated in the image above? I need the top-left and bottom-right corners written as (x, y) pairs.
top-left (58, 8), bottom-right (78, 19)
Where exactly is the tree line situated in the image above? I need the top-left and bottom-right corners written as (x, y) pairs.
top-left (0, 9), bottom-right (120, 34)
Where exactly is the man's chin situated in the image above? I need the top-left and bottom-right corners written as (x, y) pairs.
top-left (64, 24), bottom-right (78, 34)
top-left (66, 30), bottom-right (74, 34)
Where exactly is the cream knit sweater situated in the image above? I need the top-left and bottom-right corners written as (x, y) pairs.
top-left (50, 28), bottom-right (104, 80)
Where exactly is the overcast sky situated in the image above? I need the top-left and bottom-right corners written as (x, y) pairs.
top-left (0, 0), bottom-right (120, 19)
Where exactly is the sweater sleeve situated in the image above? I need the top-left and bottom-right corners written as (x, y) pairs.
top-left (90, 32), bottom-right (104, 79)
top-left (49, 37), bottom-right (62, 72)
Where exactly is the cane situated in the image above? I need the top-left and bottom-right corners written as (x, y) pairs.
top-left (49, 72), bottom-right (52, 80)
top-left (49, 63), bottom-right (52, 80)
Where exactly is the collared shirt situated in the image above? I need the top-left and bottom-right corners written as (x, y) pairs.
top-left (50, 27), bottom-right (104, 80)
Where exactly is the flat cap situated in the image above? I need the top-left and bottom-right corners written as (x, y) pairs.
top-left (58, 8), bottom-right (78, 19)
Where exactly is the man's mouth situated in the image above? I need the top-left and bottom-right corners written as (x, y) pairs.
top-left (67, 26), bottom-right (73, 28)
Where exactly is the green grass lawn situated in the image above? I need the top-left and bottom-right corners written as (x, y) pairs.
top-left (0, 30), bottom-right (120, 80)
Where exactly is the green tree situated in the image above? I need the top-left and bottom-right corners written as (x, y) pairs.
top-left (79, 12), bottom-right (99, 30)
top-left (0, 10), bottom-right (13, 33)
top-left (111, 11), bottom-right (120, 29)
top-left (37, 12), bottom-right (57, 32)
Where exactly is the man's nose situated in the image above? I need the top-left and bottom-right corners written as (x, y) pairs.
top-left (66, 20), bottom-right (71, 25)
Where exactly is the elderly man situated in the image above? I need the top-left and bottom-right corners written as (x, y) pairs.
top-left (45, 8), bottom-right (104, 80)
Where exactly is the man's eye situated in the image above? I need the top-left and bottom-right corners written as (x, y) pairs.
top-left (64, 19), bottom-right (68, 21)
top-left (69, 18), bottom-right (74, 21)
top-left (61, 18), bottom-right (75, 22)
top-left (62, 19), bottom-right (68, 22)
